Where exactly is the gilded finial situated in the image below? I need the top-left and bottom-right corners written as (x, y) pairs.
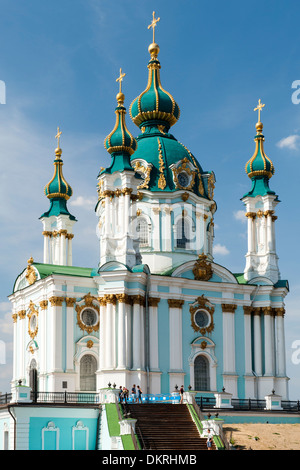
top-left (254, 99), bottom-right (265, 124)
top-left (148, 11), bottom-right (160, 43)
top-left (55, 126), bottom-right (62, 157)
top-left (116, 68), bottom-right (126, 106)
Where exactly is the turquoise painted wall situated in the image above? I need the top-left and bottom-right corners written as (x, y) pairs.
top-left (29, 416), bottom-right (98, 450)
top-left (158, 299), bottom-right (170, 393)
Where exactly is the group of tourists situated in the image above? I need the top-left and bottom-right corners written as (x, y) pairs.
top-left (119, 384), bottom-right (143, 404)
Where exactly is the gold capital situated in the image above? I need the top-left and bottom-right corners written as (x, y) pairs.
top-left (168, 299), bottom-right (184, 309)
top-left (221, 304), bottom-right (237, 313)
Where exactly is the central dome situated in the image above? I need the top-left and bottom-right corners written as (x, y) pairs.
top-left (129, 41), bottom-right (214, 201)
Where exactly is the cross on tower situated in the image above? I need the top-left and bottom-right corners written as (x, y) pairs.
top-left (55, 126), bottom-right (62, 148)
top-left (254, 99), bottom-right (265, 122)
top-left (116, 68), bottom-right (126, 93)
top-left (148, 11), bottom-right (160, 43)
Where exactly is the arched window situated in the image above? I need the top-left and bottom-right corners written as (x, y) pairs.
top-left (176, 215), bottom-right (190, 249)
top-left (80, 355), bottom-right (97, 391)
top-left (136, 217), bottom-right (149, 247)
top-left (194, 355), bottom-right (210, 391)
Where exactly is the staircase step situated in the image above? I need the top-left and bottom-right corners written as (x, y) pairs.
top-left (124, 404), bottom-right (215, 451)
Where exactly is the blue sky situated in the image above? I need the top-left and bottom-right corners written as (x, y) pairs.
top-left (0, 0), bottom-right (300, 398)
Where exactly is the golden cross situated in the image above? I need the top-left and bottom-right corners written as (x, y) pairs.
top-left (116, 68), bottom-right (126, 93)
top-left (148, 11), bottom-right (160, 43)
top-left (254, 99), bottom-right (265, 122)
top-left (55, 126), bottom-right (62, 148)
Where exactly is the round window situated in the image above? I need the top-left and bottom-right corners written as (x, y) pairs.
top-left (177, 171), bottom-right (190, 187)
top-left (81, 308), bottom-right (98, 327)
top-left (194, 310), bottom-right (209, 328)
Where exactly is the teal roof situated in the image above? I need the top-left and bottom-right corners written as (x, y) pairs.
top-left (33, 263), bottom-right (97, 279)
top-left (130, 126), bottom-right (213, 199)
top-left (40, 198), bottom-right (76, 220)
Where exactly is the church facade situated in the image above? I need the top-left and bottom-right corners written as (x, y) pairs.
top-left (8, 20), bottom-right (289, 406)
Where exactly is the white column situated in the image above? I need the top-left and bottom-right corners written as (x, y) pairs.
top-left (65, 298), bottom-right (76, 372)
top-left (49, 297), bottom-right (63, 379)
top-left (123, 189), bottom-right (131, 235)
top-left (12, 311), bottom-right (18, 382)
top-left (276, 308), bottom-right (286, 376)
top-left (149, 298), bottom-right (160, 371)
top-left (263, 307), bottom-right (275, 376)
top-left (265, 212), bottom-right (274, 252)
top-left (168, 300), bottom-right (184, 371)
top-left (60, 231), bottom-right (67, 265)
top-left (222, 304), bottom-right (237, 373)
top-left (99, 298), bottom-right (106, 370)
top-left (125, 301), bottom-right (132, 369)
top-left (43, 232), bottom-right (50, 263)
top-left (67, 234), bottom-right (73, 266)
top-left (163, 207), bottom-right (172, 251)
top-left (132, 296), bottom-right (143, 370)
top-left (246, 213), bottom-right (256, 253)
top-left (203, 215), bottom-right (208, 255)
top-left (18, 310), bottom-right (26, 381)
top-left (243, 307), bottom-right (253, 375)
top-left (105, 193), bottom-right (111, 237)
top-left (253, 308), bottom-right (262, 375)
top-left (116, 295), bottom-right (126, 370)
top-left (152, 207), bottom-right (161, 251)
top-left (195, 212), bottom-right (202, 254)
top-left (105, 295), bottom-right (116, 369)
top-left (39, 301), bottom-right (48, 380)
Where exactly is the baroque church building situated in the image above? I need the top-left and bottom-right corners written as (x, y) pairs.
top-left (8, 18), bottom-right (289, 404)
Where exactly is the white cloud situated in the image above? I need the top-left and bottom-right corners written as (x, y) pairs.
top-left (277, 135), bottom-right (300, 150)
top-left (213, 243), bottom-right (230, 255)
top-left (70, 196), bottom-right (96, 208)
top-left (234, 210), bottom-right (246, 223)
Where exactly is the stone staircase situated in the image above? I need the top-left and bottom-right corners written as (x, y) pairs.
top-left (123, 403), bottom-right (215, 451)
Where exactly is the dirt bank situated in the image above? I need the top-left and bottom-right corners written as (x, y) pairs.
top-left (222, 423), bottom-right (300, 450)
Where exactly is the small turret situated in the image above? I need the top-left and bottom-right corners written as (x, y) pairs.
top-left (40, 128), bottom-right (76, 266)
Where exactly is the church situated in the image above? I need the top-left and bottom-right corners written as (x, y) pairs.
top-left (1, 11), bottom-right (290, 450)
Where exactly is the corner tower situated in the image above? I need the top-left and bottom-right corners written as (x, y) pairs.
top-left (40, 128), bottom-right (76, 266)
top-left (96, 70), bottom-right (141, 269)
top-left (242, 100), bottom-right (280, 283)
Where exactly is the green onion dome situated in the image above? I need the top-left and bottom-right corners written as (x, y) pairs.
top-left (41, 144), bottom-right (76, 220)
top-left (246, 121), bottom-right (274, 179)
top-left (44, 147), bottom-right (73, 200)
top-left (243, 121), bottom-right (276, 198)
top-left (129, 43), bottom-right (180, 131)
top-left (104, 92), bottom-right (137, 157)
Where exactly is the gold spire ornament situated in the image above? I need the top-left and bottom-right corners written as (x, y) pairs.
top-left (254, 99), bottom-right (265, 123)
top-left (148, 11), bottom-right (160, 59)
top-left (55, 126), bottom-right (62, 157)
top-left (116, 68), bottom-right (126, 106)
top-left (116, 68), bottom-right (126, 93)
top-left (148, 11), bottom-right (160, 43)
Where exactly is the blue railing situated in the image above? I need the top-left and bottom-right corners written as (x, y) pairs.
top-left (120, 393), bottom-right (181, 404)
